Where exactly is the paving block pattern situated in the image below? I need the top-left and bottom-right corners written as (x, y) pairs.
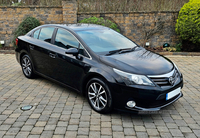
top-left (0, 54), bottom-right (200, 138)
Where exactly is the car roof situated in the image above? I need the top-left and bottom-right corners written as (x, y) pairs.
top-left (38, 24), bottom-right (109, 31)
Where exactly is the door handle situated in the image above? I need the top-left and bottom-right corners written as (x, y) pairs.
top-left (29, 45), bottom-right (34, 50)
top-left (49, 53), bottom-right (56, 58)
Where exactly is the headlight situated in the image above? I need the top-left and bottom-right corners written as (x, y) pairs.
top-left (113, 68), bottom-right (154, 86)
top-left (173, 62), bottom-right (182, 75)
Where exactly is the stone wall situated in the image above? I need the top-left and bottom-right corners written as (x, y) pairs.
top-left (78, 12), bottom-right (179, 47)
top-left (0, 6), bottom-right (63, 46)
top-left (62, 0), bottom-right (77, 24)
top-left (0, 0), bottom-right (180, 47)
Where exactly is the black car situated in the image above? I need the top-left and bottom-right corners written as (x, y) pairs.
top-left (15, 24), bottom-right (183, 114)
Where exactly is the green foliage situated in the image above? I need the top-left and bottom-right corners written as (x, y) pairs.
top-left (163, 47), bottom-right (177, 52)
top-left (79, 16), bottom-right (120, 32)
top-left (13, 16), bottom-right (40, 45)
top-left (175, 1), bottom-right (200, 48)
top-left (189, 0), bottom-right (199, 2)
top-left (175, 43), bottom-right (182, 52)
top-left (163, 43), bottom-right (183, 52)
top-left (0, 44), bottom-right (2, 49)
top-left (11, 3), bottom-right (22, 6)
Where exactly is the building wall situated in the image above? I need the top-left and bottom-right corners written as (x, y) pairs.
top-left (0, 0), bottom-right (180, 47)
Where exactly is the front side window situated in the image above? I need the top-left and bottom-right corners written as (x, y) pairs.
top-left (55, 29), bottom-right (79, 49)
top-left (38, 27), bottom-right (54, 43)
top-left (55, 28), bottom-right (89, 57)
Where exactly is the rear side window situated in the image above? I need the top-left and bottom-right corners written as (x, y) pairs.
top-left (38, 27), bottom-right (54, 43)
top-left (33, 29), bottom-right (40, 39)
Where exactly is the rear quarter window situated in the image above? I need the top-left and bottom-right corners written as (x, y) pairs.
top-left (38, 27), bottom-right (54, 43)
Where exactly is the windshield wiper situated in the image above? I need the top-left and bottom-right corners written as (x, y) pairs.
top-left (105, 49), bottom-right (124, 56)
top-left (105, 46), bottom-right (140, 56)
top-left (118, 45), bottom-right (140, 54)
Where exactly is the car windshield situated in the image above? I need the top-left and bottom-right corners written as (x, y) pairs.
top-left (75, 29), bottom-right (137, 53)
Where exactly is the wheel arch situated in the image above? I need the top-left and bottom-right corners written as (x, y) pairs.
top-left (19, 52), bottom-right (26, 65)
top-left (81, 71), bottom-right (115, 96)
top-left (19, 50), bottom-right (36, 74)
top-left (19, 50), bottom-right (29, 65)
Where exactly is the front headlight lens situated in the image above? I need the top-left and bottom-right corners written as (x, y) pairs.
top-left (113, 68), bottom-right (154, 86)
top-left (173, 62), bottom-right (182, 75)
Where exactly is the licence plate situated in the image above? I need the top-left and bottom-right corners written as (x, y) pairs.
top-left (166, 87), bottom-right (181, 100)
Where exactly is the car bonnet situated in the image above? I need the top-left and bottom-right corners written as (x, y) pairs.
top-left (99, 48), bottom-right (174, 75)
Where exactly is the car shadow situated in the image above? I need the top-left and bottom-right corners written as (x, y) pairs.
top-left (26, 75), bottom-right (178, 120)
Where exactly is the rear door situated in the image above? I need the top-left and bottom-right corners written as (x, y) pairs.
top-left (29, 27), bottom-right (55, 76)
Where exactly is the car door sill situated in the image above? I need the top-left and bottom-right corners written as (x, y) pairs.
top-left (35, 71), bottom-right (81, 94)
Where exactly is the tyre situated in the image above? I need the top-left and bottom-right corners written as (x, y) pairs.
top-left (86, 78), bottom-right (112, 114)
top-left (21, 54), bottom-right (35, 79)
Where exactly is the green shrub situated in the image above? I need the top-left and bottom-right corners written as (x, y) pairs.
top-left (79, 16), bottom-right (120, 32)
top-left (11, 3), bottom-right (22, 6)
top-left (189, 0), bottom-right (199, 2)
top-left (163, 47), bottom-right (176, 52)
top-left (175, 0), bottom-right (200, 51)
top-left (13, 16), bottom-right (40, 45)
top-left (175, 43), bottom-right (182, 52)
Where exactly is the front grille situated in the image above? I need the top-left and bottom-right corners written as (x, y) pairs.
top-left (150, 69), bottom-right (179, 87)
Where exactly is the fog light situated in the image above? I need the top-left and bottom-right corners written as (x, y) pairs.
top-left (127, 101), bottom-right (136, 108)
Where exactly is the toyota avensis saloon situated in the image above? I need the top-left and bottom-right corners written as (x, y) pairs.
top-left (15, 24), bottom-right (183, 114)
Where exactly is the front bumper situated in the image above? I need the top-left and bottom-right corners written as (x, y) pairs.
top-left (125, 91), bottom-right (183, 112)
top-left (111, 79), bottom-right (183, 112)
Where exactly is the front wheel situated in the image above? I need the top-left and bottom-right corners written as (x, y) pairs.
top-left (86, 78), bottom-right (112, 114)
top-left (21, 54), bottom-right (35, 79)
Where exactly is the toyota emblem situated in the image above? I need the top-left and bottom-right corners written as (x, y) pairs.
top-left (169, 76), bottom-right (175, 85)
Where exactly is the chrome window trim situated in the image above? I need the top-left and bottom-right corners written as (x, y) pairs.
top-left (148, 68), bottom-right (175, 78)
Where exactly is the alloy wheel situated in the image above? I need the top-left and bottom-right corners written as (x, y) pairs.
top-left (22, 56), bottom-right (32, 77)
top-left (88, 82), bottom-right (108, 110)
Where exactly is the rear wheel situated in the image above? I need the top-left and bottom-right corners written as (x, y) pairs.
top-left (21, 55), bottom-right (35, 78)
top-left (86, 78), bottom-right (112, 114)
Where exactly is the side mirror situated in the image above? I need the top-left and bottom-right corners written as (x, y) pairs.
top-left (65, 48), bottom-right (78, 56)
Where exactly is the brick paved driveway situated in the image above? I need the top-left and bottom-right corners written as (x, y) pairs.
top-left (0, 54), bottom-right (200, 138)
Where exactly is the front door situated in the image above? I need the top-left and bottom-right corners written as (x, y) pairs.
top-left (50, 28), bottom-right (90, 90)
